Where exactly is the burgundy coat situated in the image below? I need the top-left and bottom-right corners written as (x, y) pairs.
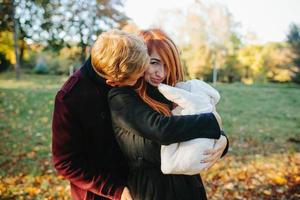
top-left (52, 59), bottom-right (128, 200)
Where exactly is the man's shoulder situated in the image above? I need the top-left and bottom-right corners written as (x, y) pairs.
top-left (56, 70), bottom-right (99, 101)
top-left (59, 71), bottom-right (81, 95)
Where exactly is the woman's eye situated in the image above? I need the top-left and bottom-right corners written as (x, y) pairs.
top-left (150, 61), bottom-right (159, 65)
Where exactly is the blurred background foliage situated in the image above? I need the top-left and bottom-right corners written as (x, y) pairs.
top-left (153, 1), bottom-right (300, 84)
top-left (0, 0), bottom-right (128, 77)
top-left (0, 0), bottom-right (300, 84)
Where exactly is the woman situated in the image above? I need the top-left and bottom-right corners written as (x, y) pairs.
top-left (108, 29), bottom-right (228, 200)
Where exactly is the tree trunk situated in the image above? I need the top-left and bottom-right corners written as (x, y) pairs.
top-left (19, 39), bottom-right (25, 66)
top-left (19, 27), bottom-right (27, 66)
top-left (80, 43), bottom-right (86, 64)
top-left (213, 64), bottom-right (218, 85)
top-left (212, 53), bottom-right (218, 86)
top-left (12, 1), bottom-right (21, 80)
top-left (79, 22), bottom-right (87, 65)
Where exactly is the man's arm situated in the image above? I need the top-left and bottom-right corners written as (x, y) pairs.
top-left (52, 91), bottom-right (124, 200)
top-left (108, 87), bottom-right (222, 145)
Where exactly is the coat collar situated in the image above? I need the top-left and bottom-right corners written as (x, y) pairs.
top-left (146, 82), bottom-right (172, 106)
top-left (80, 56), bottom-right (112, 94)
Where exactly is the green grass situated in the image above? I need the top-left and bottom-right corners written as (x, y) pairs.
top-left (0, 73), bottom-right (67, 176)
top-left (0, 72), bottom-right (299, 199)
top-left (1, 72), bottom-right (299, 176)
top-left (216, 82), bottom-right (300, 155)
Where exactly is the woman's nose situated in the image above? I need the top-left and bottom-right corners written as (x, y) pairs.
top-left (155, 67), bottom-right (164, 78)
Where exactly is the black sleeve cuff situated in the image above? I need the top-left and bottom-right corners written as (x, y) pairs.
top-left (220, 130), bottom-right (229, 157)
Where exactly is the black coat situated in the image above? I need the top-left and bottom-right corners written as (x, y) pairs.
top-left (108, 84), bottom-right (224, 200)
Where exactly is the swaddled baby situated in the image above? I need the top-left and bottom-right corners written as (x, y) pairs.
top-left (158, 80), bottom-right (225, 175)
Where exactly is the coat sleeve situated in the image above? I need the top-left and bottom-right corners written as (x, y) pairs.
top-left (52, 91), bottom-right (124, 200)
top-left (220, 131), bottom-right (229, 157)
top-left (108, 87), bottom-right (222, 145)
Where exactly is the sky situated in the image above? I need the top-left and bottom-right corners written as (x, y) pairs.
top-left (123, 0), bottom-right (300, 43)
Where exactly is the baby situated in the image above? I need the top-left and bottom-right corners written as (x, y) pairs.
top-left (158, 80), bottom-right (225, 175)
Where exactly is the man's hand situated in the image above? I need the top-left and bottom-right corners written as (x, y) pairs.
top-left (121, 187), bottom-right (133, 200)
top-left (201, 135), bottom-right (227, 170)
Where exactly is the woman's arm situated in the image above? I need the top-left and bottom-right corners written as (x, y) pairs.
top-left (108, 87), bottom-right (222, 145)
top-left (213, 107), bottom-right (229, 157)
top-left (201, 131), bottom-right (229, 170)
top-left (220, 131), bottom-right (229, 157)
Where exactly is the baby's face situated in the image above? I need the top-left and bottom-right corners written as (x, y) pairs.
top-left (144, 49), bottom-right (166, 87)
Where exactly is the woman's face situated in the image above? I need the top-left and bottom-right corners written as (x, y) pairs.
top-left (144, 49), bottom-right (167, 87)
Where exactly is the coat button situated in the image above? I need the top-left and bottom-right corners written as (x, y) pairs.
top-left (138, 156), bottom-right (143, 161)
top-left (137, 156), bottom-right (143, 165)
top-left (100, 112), bottom-right (107, 119)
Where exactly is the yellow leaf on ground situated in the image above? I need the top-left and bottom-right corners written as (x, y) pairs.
top-left (271, 176), bottom-right (287, 185)
top-left (25, 187), bottom-right (40, 196)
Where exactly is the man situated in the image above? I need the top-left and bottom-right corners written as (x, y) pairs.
top-left (52, 30), bottom-right (225, 200)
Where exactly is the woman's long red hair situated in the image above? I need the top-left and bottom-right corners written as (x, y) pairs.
top-left (136, 29), bottom-right (185, 116)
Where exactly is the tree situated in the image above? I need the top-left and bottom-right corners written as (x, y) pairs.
top-left (0, 0), bottom-right (21, 78)
top-left (42, 0), bottom-right (128, 64)
top-left (154, 0), bottom-right (239, 82)
top-left (262, 42), bottom-right (294, 82)
top-left (1, 0), bottom-right (129, 77)
top-left (0, 0), bottom-right (51, 78)
top-left (287, 23), bottom-right (300, 83)
top-left (218, 33), bottom-right (243, 83)
top-left (237, 44), bottom-right (265, 83)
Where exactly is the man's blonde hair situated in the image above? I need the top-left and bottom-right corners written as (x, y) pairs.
top-left (91, 29), bottom-right (149, 82)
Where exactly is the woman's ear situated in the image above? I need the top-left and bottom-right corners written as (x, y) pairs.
top-left (106, 79), bottom-right (118, 86)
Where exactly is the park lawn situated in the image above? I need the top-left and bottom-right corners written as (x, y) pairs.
top-left (0, 72), bottom-right (299, 199)
top-left (216, 82), bottom-right (300, 155)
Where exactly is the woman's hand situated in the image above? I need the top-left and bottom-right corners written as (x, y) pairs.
top-left (212, 110), bottom-right (223, 129)
top-left (121, 187), bottom-right (133, 200)
top-left (201, 135), bottom-right (227, 170)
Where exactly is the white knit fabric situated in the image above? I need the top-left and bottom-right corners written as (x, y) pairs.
top-left (158, 80), bottom-right (221, 175)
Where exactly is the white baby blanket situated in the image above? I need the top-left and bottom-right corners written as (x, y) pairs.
top-left (158, 80), bottom-right (221, 175)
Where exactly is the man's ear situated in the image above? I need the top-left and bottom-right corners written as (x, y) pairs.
top-left (106, 79), bottom-right (118, 86)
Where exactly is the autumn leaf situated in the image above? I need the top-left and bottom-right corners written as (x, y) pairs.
top-left (271, 176), bottom-right (287, 185)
